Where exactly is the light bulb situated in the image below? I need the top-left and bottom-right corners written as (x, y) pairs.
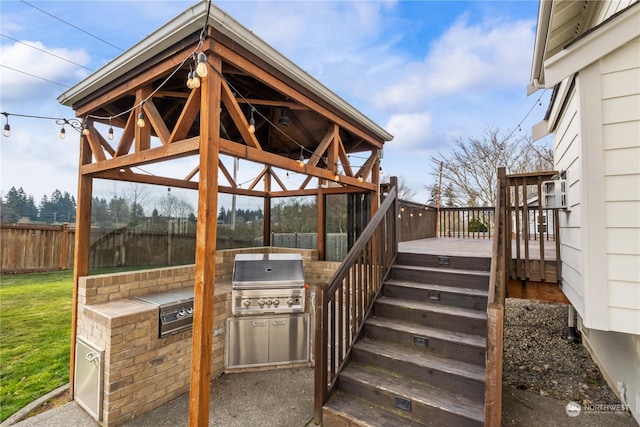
top-left (191, 73), bottom-right (201, 88)
top-left (82, 126), bottom-right (90, 136)
top-left (334, 172), bottom-right (340, 181)
top-left (137, 112), bottom-right (145, 128)
top-left (3, 123), bottom-right (10, 137)
top-left (108, 127), bottom-right (114, 140)
top-left (59, 126), bottom-right (66, 139)
top-left (357, 176), bottom-right (363, 182)
top-left (186, 71), bottom-right (194, 89)
top-left (248, 116), bottom-right (255, 134)
top-left (196, 52), bottom-right (208, 77)
top-left (298, 153), bottom-right (305, 167)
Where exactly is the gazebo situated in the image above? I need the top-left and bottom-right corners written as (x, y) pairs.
top-left (58, 1), bottom-right (392, 424)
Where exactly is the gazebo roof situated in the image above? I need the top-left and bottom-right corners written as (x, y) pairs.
top-left (58, 0), bottom-right (392, 144)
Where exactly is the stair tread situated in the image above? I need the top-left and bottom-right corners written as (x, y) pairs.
top-left (377, 296), bottom-right (488, 320)
top-left (366, 316), bottom-right (487, 348)
top-left (385, 279), bottom-right (489, 297)
top-left (341, 363), bottom-right (485, 423)
top-left (325, 392), bottom-right (423, 427)
top-left (355, 339), bottom-right (485, 382)
top-left (392, 264), bottom-right (490, 278)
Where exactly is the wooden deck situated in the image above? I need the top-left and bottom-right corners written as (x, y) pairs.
top-left (399, 237), bottom-right (565, 303)
top-left (399, 237), bottom-right (556, 261)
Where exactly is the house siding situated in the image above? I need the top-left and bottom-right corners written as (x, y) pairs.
top-left (539, 3), bottom-right (640, 422)
top-left (601, 37), bottom-right (640, 332)
top-left (553, 84), bottom-right (586, 314)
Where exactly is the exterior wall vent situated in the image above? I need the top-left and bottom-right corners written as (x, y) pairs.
top-left (542, 179), bottom-right (567, 209)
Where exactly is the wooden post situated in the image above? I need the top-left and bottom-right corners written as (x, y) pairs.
top-left (485, 303), bottom-right (504, 426)
top-left (188, 51), bottom-right (221, 427)
top-left (60, 223), bottom-right (69, 270)
top-left (69, 130), bottom-right (94, 397)
top-left (317, 187), bottom-right (325, 261)
top-left (313, 283), bottom-right (327, 425)
top-left (264, 167), bottom-right (271, 246)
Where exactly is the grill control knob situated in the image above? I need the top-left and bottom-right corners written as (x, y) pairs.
top-left (186, 307), bottom-right (193, 315)
top-left (266, 300), bottom-right (273, 306)
top-left (273, 299), bottom-right (280, 306)
top-left (177, 310), bottom-right (186, 318)
top-left (243, 300), bottom-right (251, 308)
top-left (258, 299), bottom-right (265, 307)
top-left (287, 298), bottom-right (294, 307)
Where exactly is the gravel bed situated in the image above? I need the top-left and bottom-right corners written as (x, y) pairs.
top-left (503, 298), bottom-right (621, 406)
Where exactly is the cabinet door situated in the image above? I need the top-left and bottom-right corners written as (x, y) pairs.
top-left (268, 314), bottom-right (308, 363)
top-left (227, 318), bottom-right (269, 367)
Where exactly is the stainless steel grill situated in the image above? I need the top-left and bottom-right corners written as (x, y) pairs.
top-left (135, 287), bottom-right (194, 338)
top-left (227, 253), bottom-right (309, 369)
top-left (231, 253), bottom-right (306, 316)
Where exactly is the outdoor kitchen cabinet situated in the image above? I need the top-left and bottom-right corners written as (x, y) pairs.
top-left (225, 313), bottom-right (309, 368)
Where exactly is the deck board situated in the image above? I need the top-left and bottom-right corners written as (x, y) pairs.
top-left (399, 237), bottom-right (556, 261)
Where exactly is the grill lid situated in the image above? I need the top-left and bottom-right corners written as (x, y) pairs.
top-left (232, 253), bottom-right (304, 287)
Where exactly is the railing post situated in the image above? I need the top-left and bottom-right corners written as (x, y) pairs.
top-left (313, 283), bottom-right (327, 425)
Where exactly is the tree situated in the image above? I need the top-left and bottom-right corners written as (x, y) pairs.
top-left (429, 127), bottom-right (553, 207)
top-left (396, 176), bottom-right (418, 201)
top-left (1, 187), bottom-right (38, 222)
top-left (39, 190), bottom-right (76, 223)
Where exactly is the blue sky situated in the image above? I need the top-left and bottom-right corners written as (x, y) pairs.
top-left (0, 0), bottom-right (549, 209)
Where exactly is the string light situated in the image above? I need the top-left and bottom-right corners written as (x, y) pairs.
top-left (248, 107), bottom-right (256, 133)
top-left (108, 118), bottom-right (114, 140)
top-left (3, 112), bottom-right (10, 137)
top-left (59, 125), bottom-right (66, 139)
top-left (137, 111), bottom-right (145, 128)
top-left (196, 52), bottom-right (208, 77)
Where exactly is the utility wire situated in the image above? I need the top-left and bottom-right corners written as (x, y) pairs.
top-left (20, 0), bottom-right (124, 52)
top-left (1, 34), bottom-right (95, 72)
top-left (0, 64), bottom-right (70, 88)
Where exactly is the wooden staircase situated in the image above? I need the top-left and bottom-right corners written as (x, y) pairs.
top-left (322, 251), bottom-right (491, 426)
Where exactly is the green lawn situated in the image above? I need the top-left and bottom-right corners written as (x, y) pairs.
top-left (0, 270), bottom-right (73, 422)
top-left (0, 266), bottom-right (154, 422)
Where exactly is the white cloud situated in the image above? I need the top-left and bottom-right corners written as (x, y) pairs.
top-left (0, 41), bottom-right (89, 100)
top-left (372, 15), bottom-right (536, 111)
top-left (385, 112), bottom-right (433, 152)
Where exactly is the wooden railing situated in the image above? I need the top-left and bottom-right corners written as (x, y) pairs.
top-left (505, 171), bottom-right (561, 283)
top-left (313, 180), bottom-right (399, 425)
top-left (439, 207), bottom-right (496, 239)
top-left (485, 168), bottom-right (509, 425)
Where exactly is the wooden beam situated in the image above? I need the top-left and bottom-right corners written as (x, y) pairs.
top-left (143, 98), bottom-right (171, 145)
top-left (189, 53), bottom-right (221, 427)
top-left (307, 128), bottom-right (334, 167)
top-left (69, 134), bottom-right (94, 399)
top-left (169, 86), bottom-right (201, 143)
top-left (270, 168), bottom-right (288, 192)
top-left (81, 136), bottom-right (199, 174)
top-left (85, 121), bottom-right (107, 162)
top-left (220, 79), bottom-right (262, 150)
top-left (74, 43), bottom-right (198, 116)
top-left (135, 87), bottom-right (152, 152)
top-left (248, 166), bottom-right (269, 190)
top-left (218, 160), bottom-right (236, 187)
top-left (114, 111), bottom-right (135, 157)
top-left (507, 280), bottom-right (570, 304)
top-left (213, 42), bottom-right (384, 149)
top-left (220, 137), bottom-right (376, 191)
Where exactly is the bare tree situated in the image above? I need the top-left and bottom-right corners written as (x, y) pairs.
top-left (429, 127), bottom-right (553, 207)
top-left (396, 175), bottom-right (418, 201)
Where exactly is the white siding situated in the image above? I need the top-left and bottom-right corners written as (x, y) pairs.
top-left (601, 38), bottom-right (640, 333)
top-left (553, 84), bottom-right (586, 313)
top-left (580, 327), bottom-right (640, 421)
